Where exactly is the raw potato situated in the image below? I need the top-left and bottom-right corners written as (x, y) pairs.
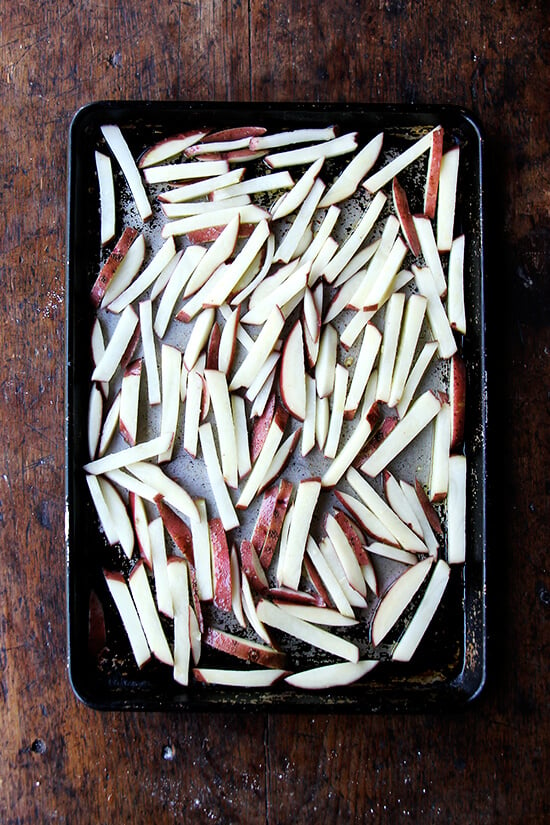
top-left (86, 118), bottom-right (468, 692)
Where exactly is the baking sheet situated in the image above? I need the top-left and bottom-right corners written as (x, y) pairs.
top-left (66, 102), bottom-right (486, 711)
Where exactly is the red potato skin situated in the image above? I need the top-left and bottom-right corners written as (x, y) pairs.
top-left (155, 496), bottom-right (195, 565)
top-left (333, 510), bottom-right (371, 566)
top-left (154, 504), bottom-right (204, 628)
top-left (186, 223), bottom-right (255, 245)
top-left (187, 561), bottom-right (205, 632)
top-left (333, 491), bottom-right (400, 547)
top-left (259, 478), bottom-right (294, 570)
top-left (423, 127), bottom-right (444, 219)
top-left (203, 627), bottom-right (287, 669)
top-left (355, 412), bottom-right (398, 466)
top-left (392, 177), bottom-right (421, 257)
top-left (250, 393), bottom-right (276, 463)
top-left (193, 149), bottom-right (268, 163)
top-left (303, 556), bottom-right (334, 609)
top-left (209, 518), bottom-right (233, 612)
top-left (201, 126), bottom-right (267, 143)
top-left (239, 540), bottom-right (269, 594)
top-left (251, 484), bottom-right (280, 553)
top-left (271, 589), bottom-right (325, 607)
top-left (415, 478), bottom-right (444, 537)
top-left (90, 227), bottom-right (139, 307)
top-left (206, 322), bottom-right (221, 370)
top-left (450, 354), bottom-right (466, 451)
top-left (119, 321), bottom-right (141, 372)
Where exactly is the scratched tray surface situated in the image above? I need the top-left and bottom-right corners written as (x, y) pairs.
top-left (66, 102), bottom-right (486, 711)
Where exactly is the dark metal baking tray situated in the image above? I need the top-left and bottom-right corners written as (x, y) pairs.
top-left (66, 102), bottom-right (486, 711)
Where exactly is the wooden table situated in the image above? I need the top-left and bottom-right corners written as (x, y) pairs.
top-left (1, 2), bottom-right (548, 822)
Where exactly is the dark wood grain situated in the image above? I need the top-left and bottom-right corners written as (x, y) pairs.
top-left (0, 0), bottom-right (548, 822)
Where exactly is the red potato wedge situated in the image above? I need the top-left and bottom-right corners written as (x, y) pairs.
top-left (447, 234), bottom-right (467, 334)
top-left (277, 478), bottom-right (322, 591)
top-left (363, 125), bottom-right (442, 193)
top-left (423, 126), bottom-right (444, 219)
top-left (186, 223), bottom-right (256, 245)
top-left (285, 659), bottom-right (378, 690)
top-left (100, 124), bottom-right (152, 222)
top-left (304, 536), bottom-right (355, 618)
top-left (333, 510), bottom-right (370, 566)
top-left (166, 557), bottom-right (190, 685)
top-left (265, 132), bottom-right (358, 169)
top-left (204, 369), bottom-right (239, 489)
top-left (371, 557), bottom-right (434, 647)
top-left (393, 559), bottom-right (451, 661)
top-left (236, 406), bottom-right (289, 510)
top-left (196, 148), bottom-right (268, 163)
top-left (128, 561), bottom-right (174, 666)
top-left (188, 606), bottom-right (202, 665)
top-left (107, 237), bottom-right (177, 314)
top-left (198, 423), bottom-right (240, 531)
top-left (206, 322), bottom-right (221, 370)
top-left (250, 126), bottom-right (337, 152)
top-left (202, 126), bottom-right (267, 143)
top-left (143, 159), bottom-right (230, 185)
top-left (437, 146), bottom-right (461, 252)
top-left (193, 668), bottom-right (288, 687)
top-left (324, 512), bottom-right (367, 597)
top-left (203, 627), bottom-right (287, 669)
top-left (250, 483), bottom-right (280, 553)
top-left (414, 478), bottom-right (444, 537)
top-left (303, 555), bottom-right (335, 610)
top-left (149, 516), bottom-right (173, 619)
top-left (279, 320), bottom-right (306, 421)
top-left (103, 571), bottom-right (151, 669)
top-left (209, 518), bottom-right (233, 612)
top-left (256, 599), bottom-right (359, 663)
top-left (95, 150), bottom-right (115, 246)
top-left (87, 384), bottom-right (103, 461)
top-left (138, 130), bottom-right (209, 168)
top-left (360, 390), bottom-right (442, 478)
top-left (392, 177), bottom-right (421, 257)
top-left (319, 131), bottom-right (384, 207)
top-left (230, 545), bottom-right (246, 629)
top-left (449, 353), bottom-right (467, 451)
top-left (256, 429), bottom-right (300, 498)
top-left (240, 572), bottom-right (274, 646)
top-left (189, 498), bottom-right (213, 603)
top-left (158, 168), bottom-right (245, 204)
top-left (119, 358), bottom-right (142, 447)
top-left (155, 495), bottom-right (194, 564)
top-left (383, 470), bottom-right (424, 537)
top-left (127, 461), bottom-right (198, 522)
top-left (130, 491), bottom-right (152, 568)
top-left (259, 478), bottom-right (293, 569)
top-left (90, 227), bottom-right (139, 307)
top-left (345, 468), bottom-right (428, 554)
top-left (270, 588), bottom-right (325, 607)
top-left (250, 393), bottom-right (276, 465)
top-left (240, 539), bottom-right (269, 595)
top-left (446, 455), bottom-right (467, 564)
top-left (356, 414), bottom-right (399, 465)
